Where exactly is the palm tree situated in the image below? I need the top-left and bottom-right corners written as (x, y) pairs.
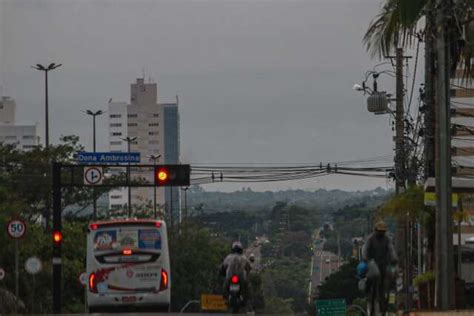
top-left (363, 0), bottom-right (426, 59)
top-left (364, 0), bottom-right (473, 76)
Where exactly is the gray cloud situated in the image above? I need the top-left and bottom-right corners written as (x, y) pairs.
top-left (1, 0), bottom-right (418, 191)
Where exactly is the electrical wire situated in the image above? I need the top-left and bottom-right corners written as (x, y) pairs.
top-left (407, 39), bottom-right (421, 114)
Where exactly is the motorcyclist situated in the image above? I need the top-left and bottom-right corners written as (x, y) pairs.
top-left (220, 241), bottom-right (252, 304)
top-left (362, 221), bottom-right (398, 315)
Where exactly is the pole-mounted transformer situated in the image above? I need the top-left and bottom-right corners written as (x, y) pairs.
top-left (367, 92), bottom-right (390, 115)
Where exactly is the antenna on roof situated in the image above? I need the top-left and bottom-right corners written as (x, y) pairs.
top-left (142, 67), bottom-right (145, 79)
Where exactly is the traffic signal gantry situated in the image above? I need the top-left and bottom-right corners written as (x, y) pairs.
top-left (51, 161), bottom-right (190, 313)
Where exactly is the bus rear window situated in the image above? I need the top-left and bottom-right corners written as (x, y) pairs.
top-left (94, 228), bottom-right (161, 252)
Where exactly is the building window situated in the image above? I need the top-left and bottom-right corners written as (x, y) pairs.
top-left (22, 145), bottom-right (35, 149)
top-left (153, 113), bottom-right (159, 117)
top-left (110, 141), bottom-right (122, 145)
top-left (110, 204), bottom-right (122, 209)
top-left (148, 123), bottom-right (159, 127)
top-left (149, 141), bottom-right (160, 145)
top-left (148, 132), bottom-right (159, 135)
top-left (128, 123), bottom-right (138, 127)
top-left (22, 135), bottom-right (35, 139)
top-left (110, 195), bottom-right (122, 199)
top-left (5, 136), bottom-right (16, 140)
top-left (110, 114), bottom-right (121, 118)
top-left (0, 105), bottom-right (3, 109)
top-left (128, 114), bottom-right (138, 118)
top-left (110, 123), bottom-right (122, 127)
top-left (111, 132), bottom-right (122, 136)
top-left (131, 141), bottom-right (138, 145)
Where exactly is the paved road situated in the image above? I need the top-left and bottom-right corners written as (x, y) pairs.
top-left (245, 236), bottom-right (267, 271)
top-left (309, 237), bottom-right (342, 299)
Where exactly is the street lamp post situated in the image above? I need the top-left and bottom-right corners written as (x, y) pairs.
top-left (84, 110), bottom-right (105, 219)
top-left (122, 136), bottom-right (137, 217)
top-left (148, 154), bottom-right (161, 219)
top-left (31, 63), bottom-right (62, 148)
top-left (181, 187), bottom-right (189, 223)
top-left (84, 110), bottom-right (105, 152)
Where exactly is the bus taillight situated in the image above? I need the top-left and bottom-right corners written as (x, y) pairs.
top-left (160, 269), bottom-right (168, 291)
top-left (89, 273), bottom-right (97, 293)
top-left (122, 249), bottom-right (133, 256)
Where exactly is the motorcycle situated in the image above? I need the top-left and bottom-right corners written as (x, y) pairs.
top-left (228, 274), bottom-right (244, 313)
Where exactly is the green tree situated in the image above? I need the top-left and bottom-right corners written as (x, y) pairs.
top-left (168, 224), bottom-right (228, 312)
top-left (0, 136), bottom-right (103, 222)
top-left (317, 259), bottom-right (362, 305)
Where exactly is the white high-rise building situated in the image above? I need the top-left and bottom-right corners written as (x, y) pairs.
top-left (0, 96), bottom-right (40, 150)
top-left (108, 78), bottom-right (180, 217)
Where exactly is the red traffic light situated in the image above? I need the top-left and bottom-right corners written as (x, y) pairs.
top-left (53, 231), bottom-right (63, 244)
top-left (154, 165), bottom-right (190, 187)
top-left (157, 168), bottom-right (169, 182)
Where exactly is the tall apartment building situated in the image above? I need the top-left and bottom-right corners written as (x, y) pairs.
top-left (108, 78), bottom-right (180, 219)
top-left (0, 96), bottom-right (40, 150)
top-left (450, 67), bottom-right (474, 245)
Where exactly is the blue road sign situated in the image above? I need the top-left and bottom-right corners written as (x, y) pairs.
top-left (76, 152), bottom-right (141, 164)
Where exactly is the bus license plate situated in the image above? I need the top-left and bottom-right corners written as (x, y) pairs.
top-left (122, 296), bottom-right (137, 303)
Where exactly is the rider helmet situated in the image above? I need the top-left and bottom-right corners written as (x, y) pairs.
top-left (231, 241), bottom-right (243, 254)
top-left (374, 221), bottom-right (388, 232)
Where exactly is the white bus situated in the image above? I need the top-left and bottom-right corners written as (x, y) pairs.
top-left (86, 219), bottom-right (171, 313)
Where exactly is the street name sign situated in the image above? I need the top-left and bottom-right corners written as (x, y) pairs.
top-left (76, 152), bottom-right (140, 164)
top-left (316, 299), bottom-right (346, 316)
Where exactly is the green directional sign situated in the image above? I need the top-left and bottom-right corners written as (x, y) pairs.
top-left (316, 299), bottom-right (346, 316)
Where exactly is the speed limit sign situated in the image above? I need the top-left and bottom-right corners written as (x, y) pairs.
top-left (7, 219), bottom-right (27, 239)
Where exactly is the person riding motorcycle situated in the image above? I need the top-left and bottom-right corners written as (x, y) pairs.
top-left (220, 241), bottom-right (252, 304)
top-left (361, 221), bottom-right (398, 315)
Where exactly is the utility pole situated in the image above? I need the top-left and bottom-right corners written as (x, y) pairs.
top-left (424, 0), bottom-right (436, 181)
top-left (435, 0), bottom-right (454, 309)
top-left (386, 47), bottom-right (409, 309)
top-left (396, 47), bottom-right (409, 310)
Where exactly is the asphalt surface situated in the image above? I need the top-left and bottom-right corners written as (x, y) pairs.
top-left (245, 236), bottom-right (267, 272)
top-left (309, 235), bottom-right (342, 299)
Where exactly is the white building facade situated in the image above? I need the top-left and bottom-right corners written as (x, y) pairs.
top-left (0, 96), bottom-right (40, 150)
top-left (108, 78), bottom-right (180, 218)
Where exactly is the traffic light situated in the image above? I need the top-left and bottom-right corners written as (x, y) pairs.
top-left (53, 230), bottom-right (63, 245)
top-left (154, 164), bottom-right (190, 186)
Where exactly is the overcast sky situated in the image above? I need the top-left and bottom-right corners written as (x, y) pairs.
top-left (0, 0), bottom-right (423, 192)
